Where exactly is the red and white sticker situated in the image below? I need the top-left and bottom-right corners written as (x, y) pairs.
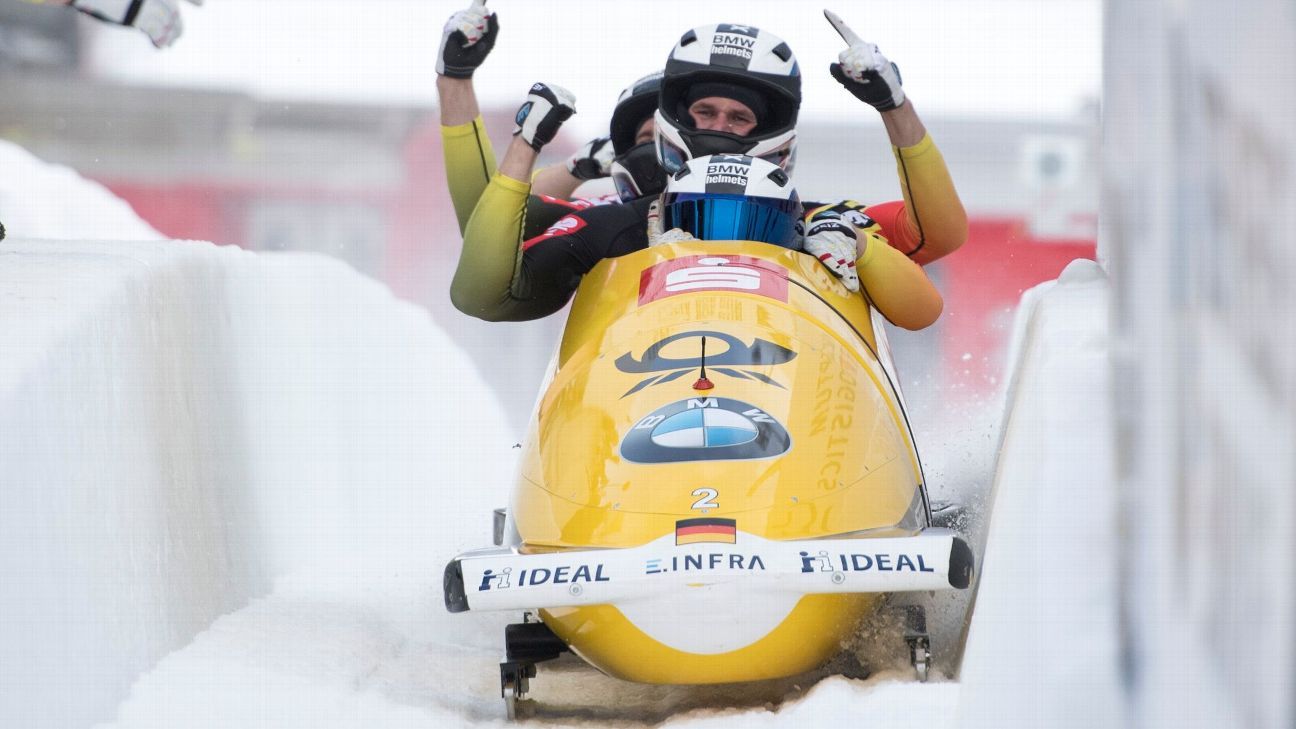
top-left (523, 214), bottom-right (588, 250)
top-left (638, 255), bottom-right (788, 305)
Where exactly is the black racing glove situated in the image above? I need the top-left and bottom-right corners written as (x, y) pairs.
top-left (829, 46), bottom-right (905, 112)
top-left (513, 83), bottom-right (576, 151)
top-left (436, 0), bottom-right (499, 79)
top-left (565, 136), bottom-right (614, 180)
top-left (824, 10), bottom-right (905, 112)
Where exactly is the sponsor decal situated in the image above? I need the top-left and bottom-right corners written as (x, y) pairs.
top-left (621, 396), bottom-right (790, 463)
top-left (675, 517), bottom-right (737, 546)
top-left (710, 24), bottom-right (758, 66)
top-left (476, 563), bottom-right (610, 592)
top-left (645, 551), bottom-right (766, 575)
top-left (639, 255), bottom-right (788, 305)
top-left (616, 330), bottom-right (796, 397)
top-left (705, 155), bottom-right (751, 191)
top-left (522, 214), bottom-right (587, 250)
top-left (798, 550), bottom-right (936, 575)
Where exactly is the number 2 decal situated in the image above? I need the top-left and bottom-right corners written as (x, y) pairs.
top-left (691, 487), bottom-right (719, 510)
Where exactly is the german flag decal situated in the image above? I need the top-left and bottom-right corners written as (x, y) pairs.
top-left (675, 517), bottom-right (738, 546)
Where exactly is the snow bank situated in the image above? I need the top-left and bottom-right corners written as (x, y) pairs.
top-left (0, 239), bottom-right (513, 729)
top-left (0, 139), bottom-right (163, 241)
top-left (955, 260), bottom-right (1123, 727)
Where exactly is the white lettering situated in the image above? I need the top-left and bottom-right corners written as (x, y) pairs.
top-left (707, 164), bottom-right (750, 175)
top-left (705, 174), bottom-right (749, 186)
top-left (710, 44), bottom-right (753, 60)
top-left (714, 34), bottom-right (756, 48)
top-left (665, 266), bottom-right (761, 291)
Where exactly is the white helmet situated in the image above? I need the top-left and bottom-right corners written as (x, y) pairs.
top-left (655, 24), bottom-right (801, 176)
top-left (660, 154), bottom-right (802, 247)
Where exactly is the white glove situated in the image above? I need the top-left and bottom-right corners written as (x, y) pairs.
top-left (70, 0), bottom-right (201, 49)
top-left (513, 82), bottom-right (576, 151)
top-left (436, 0), bottom-right (498, 78)
top-left (647, 197), bottom-right (698, 246)
top-left (565, 136), bottom-right (614, 180)
top-left (656, 228), bottom-right (697, 245)
top-left (803, 218), bottom-right (860, 292)
top-left (824, 10), bottom-right (905, 111)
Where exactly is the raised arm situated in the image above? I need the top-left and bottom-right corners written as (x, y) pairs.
top-left (436, 1), bottom-right (501, 233)
top-left (450, 84), bottom-right (578, 321)
top-left (825, 10), bottom-right (968, 265)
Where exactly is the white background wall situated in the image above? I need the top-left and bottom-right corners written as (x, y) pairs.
top-left (1104, 1), bottom-right (1296, 726)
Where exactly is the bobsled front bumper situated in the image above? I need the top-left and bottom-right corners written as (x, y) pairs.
top-left (444, 528), bottom-right (974, 613)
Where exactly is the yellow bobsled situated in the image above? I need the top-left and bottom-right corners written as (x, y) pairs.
top-left (445, 240), bottom-right (973, 714)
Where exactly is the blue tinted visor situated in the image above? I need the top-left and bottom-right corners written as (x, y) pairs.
top-left (661, 193), bottom-right (802, 248)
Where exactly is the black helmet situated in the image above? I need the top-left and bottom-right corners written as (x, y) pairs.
top-left (609, 70), bottom-right (663, 156)
top-left (654, 24), bottom-right (801, 176)
top-left (608, 71), bottom-right (668, 201)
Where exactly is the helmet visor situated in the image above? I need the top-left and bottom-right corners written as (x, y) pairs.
top-left (661, 193), bottom-right (802, 248)
top-left (657, 134), bottom-right (691, 175)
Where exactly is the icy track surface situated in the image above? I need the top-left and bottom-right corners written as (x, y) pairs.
top-left (1, 150), bottom-right (1115, 726)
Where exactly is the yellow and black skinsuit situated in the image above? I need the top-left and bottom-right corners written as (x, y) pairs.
top-left (441, 116), bottom-right (966, 328)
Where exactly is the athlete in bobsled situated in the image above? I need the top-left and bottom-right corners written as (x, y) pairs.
top-left (445, 11), bottom-right (967, 324)
top-left (443, 153), bottom-right (974, 717)
top-left (436, 0), bottom-right (668, 237)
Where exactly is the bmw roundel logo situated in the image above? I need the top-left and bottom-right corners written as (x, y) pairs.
top-left (651, 407), bottom-right (757, 448)
top-left (621, 397), bottom-right (790, 464)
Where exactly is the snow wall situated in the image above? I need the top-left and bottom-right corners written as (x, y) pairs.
top-left (1105, 1), bottom-right (1296, 726)
top-left (0, 238), bottom-right (514, 729)
top-left (0, 140), bottom-right (164, 242)
top-left (955, 260), bottom-right (1122, 728)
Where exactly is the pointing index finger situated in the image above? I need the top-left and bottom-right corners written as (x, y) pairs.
top-left (471, 0), bottom-right (488, 10)
top-left (824, 9), bottom-right (864, 47)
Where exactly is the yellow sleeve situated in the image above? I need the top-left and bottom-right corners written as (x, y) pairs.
top-left (856, 229), bottom-right (944, 331)
top-left (449, 172), bottom-right (531, 321)
top-left (890, 133), bottom-right (968, 266)
top-left (441, 116), bottom-right (498, 234)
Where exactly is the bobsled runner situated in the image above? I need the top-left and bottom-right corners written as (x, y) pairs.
top-left (444, 240), bottom-right (974, 717)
